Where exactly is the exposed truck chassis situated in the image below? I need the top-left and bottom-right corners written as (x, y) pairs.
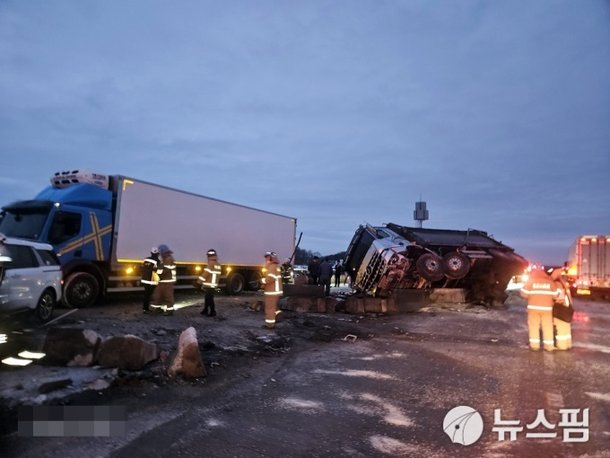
top-left (344, 223), bottom-right (528, 306)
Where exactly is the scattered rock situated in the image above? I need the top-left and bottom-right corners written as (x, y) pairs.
top-left (248, 301), bottom-right (263, 312)
top-left (42, 328), bottom-right (102, 367)
top-left (31, 394), bottom-right (47, 405)
top-left (87, 379), bottom-right (111, 391)
top-left (96, 335), bottom-right (159, 371)
top-left (168, 327), bottom-right (206, 379)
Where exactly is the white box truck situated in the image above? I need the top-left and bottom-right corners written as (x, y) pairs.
top-left (0, 170), bottom-right (297, 307)
top-left (566, 235), bottom-right (610, 299)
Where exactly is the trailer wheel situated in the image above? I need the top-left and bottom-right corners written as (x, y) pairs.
top-left (443, 252), bottom-right (470, 279)
top-left (63, 272), bottom-right (100, 308)
top-left (225, 272), bottom-right (245, 295)
top-left (35, 289), bottom-right (56, 323)
top-left (247, 271), bottom-right (262, 291)
top-left (416, 253), bottom-right (445, 282)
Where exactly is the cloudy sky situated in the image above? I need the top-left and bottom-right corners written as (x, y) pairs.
top-left (0, 0), bottom-right (608, 265)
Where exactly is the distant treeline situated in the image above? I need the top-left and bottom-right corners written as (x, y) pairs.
top-left (293, 247), bottom-right (346, 265)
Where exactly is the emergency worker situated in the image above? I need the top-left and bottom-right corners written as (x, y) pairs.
top-left (551, 268), bottom-right (573, 350)
top-left (262, 251), bottom-right (283, 329)
top-left (141, 247), bottom-right (162, 314)
top-left (153, 244), bottom-right (176, 316)
top-left (281, 258), bottom-right (293, 285)
top-left (319, 258), bottom-right (332, 296)
top-left (198, 249), bottom-right (222, 316)
top-left (308, 256), bottom-right (320, 285)
top-left (520, 268), bottom-right (559, 351)
top-left (334, 261), bottom-right (344, 287)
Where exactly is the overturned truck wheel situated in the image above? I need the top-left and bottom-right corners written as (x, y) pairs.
top-left (416, 253), bottom-right (445, 282)
top-left (443, 252), bottom-right (470, 279)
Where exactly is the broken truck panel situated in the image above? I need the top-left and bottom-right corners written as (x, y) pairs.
top-left (343, 223), bottom-right (528, 306)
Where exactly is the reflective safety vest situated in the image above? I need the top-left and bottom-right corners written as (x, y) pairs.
top-left (263, 262), bottom-right (283, 296)
top-left (198, 263), bottom-right (221, 288)
top-left (141, 257), bottom-right (162, 285)
top-left (159, 254), bottom-right (176, 283)
top-left (521, 274), bottom-right (558, 311)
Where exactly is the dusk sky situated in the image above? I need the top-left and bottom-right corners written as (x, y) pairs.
top-left (1, 1), bottom-right (608, 265)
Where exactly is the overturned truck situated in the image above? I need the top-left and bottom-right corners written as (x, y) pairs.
top-left (344, 223), bottom-right (528, 306)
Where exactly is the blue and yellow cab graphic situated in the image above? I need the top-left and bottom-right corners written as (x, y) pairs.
top-left (56, 212), bottom-right (112, 262)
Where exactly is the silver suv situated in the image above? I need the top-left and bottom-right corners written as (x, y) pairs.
top-left (0, 236), bottom-right (62, 323)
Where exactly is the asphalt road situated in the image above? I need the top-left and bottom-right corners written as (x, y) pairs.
top-left (1, 292), bottom-right (609, 457)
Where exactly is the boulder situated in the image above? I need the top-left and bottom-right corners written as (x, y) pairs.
top-left (283, 296), bottom-right (338, 313)
top-left (168, 327), bottom-right (206, 379)
top-left (293, 273), bottom-right (309, 285)
top-left (283, 284), bottom-right (325, 297)
top-left (42, 328), bottom-right (102, 367)
top-left (96, 335), bottom-right (159, 371)
top-left (429, 288), bottom-right (467, 304)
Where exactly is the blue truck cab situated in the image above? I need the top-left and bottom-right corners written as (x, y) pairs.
top-left (0, 171), bottom-right (114, 307)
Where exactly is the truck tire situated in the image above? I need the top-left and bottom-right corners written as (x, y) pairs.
top-left (35, 289), bottom-right (56, 323)
top-left (442, 252), bottom-right (470, 279)
top-left (247, 271), bottom-right (262, 291)
top-left (225, 272), bottom-right (245, 295)
top-left (416, 253), bottom-right (445, 282)
top-left (63, 272), bottom-right (100, 308)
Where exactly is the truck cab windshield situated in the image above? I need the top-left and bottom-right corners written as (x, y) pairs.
top-left (0, 208), bottom-right (50, 241)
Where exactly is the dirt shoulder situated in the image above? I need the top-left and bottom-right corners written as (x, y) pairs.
top-left (0, 291), bottom-right (377, 435)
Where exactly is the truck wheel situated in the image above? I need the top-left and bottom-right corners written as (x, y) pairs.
top-left (63, 272), bottom-right (100, 308)
top-left (443, 252), bottom-right (470, 279)
top-left (226, 272), bottom-right (245, 295)
top-left (416, 253), bottom-right (444, 282)
top-left (247, 271), bottom-right (262, 291)
top-left (35, 289), bottom-right (56, 323)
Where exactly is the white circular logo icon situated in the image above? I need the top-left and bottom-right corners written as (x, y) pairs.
top-left (443, 405), bottom-right (484, 446)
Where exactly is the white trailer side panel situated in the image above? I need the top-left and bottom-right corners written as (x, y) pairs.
top-left (573, 236), bottom-right (610, 288)
top-left (113, 178), bottom-right (296, 265)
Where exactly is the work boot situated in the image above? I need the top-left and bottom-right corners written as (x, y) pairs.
top-left (201, 307), bottom-right (209, 316)
top-left (209, 309), bottom-right (217, 317)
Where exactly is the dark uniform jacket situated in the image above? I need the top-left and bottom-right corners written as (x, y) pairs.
top-left (159, 254), bottom-right (176, 283)
top-left (141, 255), bottom-right (161, 285)
top-left (198, 260), bottom-right (221, 289)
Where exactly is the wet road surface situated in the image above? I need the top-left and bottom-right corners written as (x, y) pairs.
top-left (1, 293), bottom-right (609, 457)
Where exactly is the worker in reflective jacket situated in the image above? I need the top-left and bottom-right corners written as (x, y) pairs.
top-left (551, 268), bottom-right (573, 350)
top-left (520, 268), bottom-right (559, 351)
top-left (141, 247), bottom-right (162, 314)
top-left (198, 249), bottom-right (222, 317)
top-left (262, 251), bottom-right (283, 329)
top-left (152, 244), bottom-right (176, 316)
